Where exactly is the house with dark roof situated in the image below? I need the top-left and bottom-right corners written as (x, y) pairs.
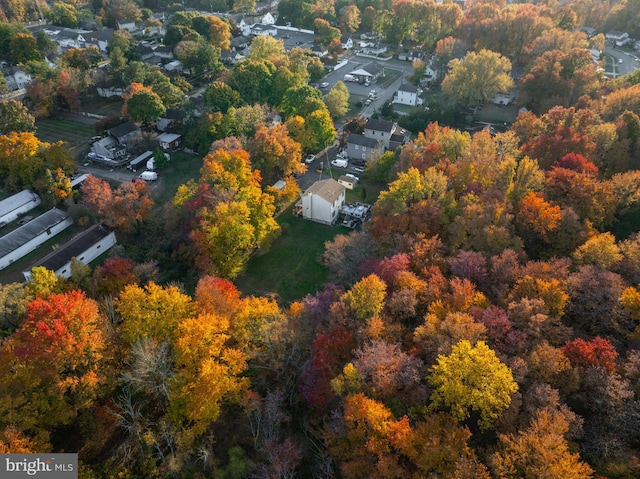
top-left (250, 23), bottom-right (277, 37)
top-left (0, 208), bottom-right (73, 271)
top-left (230, 35), bottom-right (251, 50)
top-left (0, 190), bottom-right (40, 228)
top-left (221, 50), bottom-right (245, 65)
top-left (108, 121), bottom-right (140, 144)
top-left (1, 65), bottom-right (32, 91)
top-left (296, 178), bottom-right (346, 225)
top-left (23, 223), bottom-right (116, 280)
top-left (341, 35), bottom-right (353, 50)
top-left (393, 83), bottom-right (423, 106)
top-left (311, 43), bottom-right (328, 57)
top-left (157, 109), bottom-right (185, 132)
top-left (83, 28), bottom-right (114, 52)
top-left (364, 118), bottom-right (396, 149)
top-left (346, 133), bottom-right (384, 162)
top-left (606, 31), bottom-right (630, 47)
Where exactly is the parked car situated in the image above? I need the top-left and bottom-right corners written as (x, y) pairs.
top-left (345, 173), bottom-right (360, 182)
top-left (304, 154), bottom-right (315, 164)
top-left (320, 81), bottom-right (330, 89)
top-left (364, 99), bottom-right (372, 105)
top-left (352, 166), bottom-right (365, 173)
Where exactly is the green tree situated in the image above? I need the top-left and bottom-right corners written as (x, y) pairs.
top-left (304, 108), bottom-right (335, 152)
top-left (0, 100), bottom-right (36, 133)
top-left (428, 340), bottom-right (518, 429)
top-left (441, 49), bottom-right (513, 107)
top-left (46, 2), bottom-right (79, 27)
top-left (203, 81), bottom-right (242, 113)
top-left (229, 59), bottom-right (276, 105)
top-left (35, 30), bottom-right (55, 57)
top-left (125, 88), bottom-right (166, 123)
top-left (324, 81), bottom-right (350, 118)
top-left (246, 35), bottom-right (286, 62)
top-left (10, 33), bottom-right (41, 64)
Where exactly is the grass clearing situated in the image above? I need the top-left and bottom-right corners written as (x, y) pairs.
top-left (235, 206), bottom-right (345, 303)
top-left (151, 150), bottom-right (204, 206)
top-left (36, 119), bottom-right (95, 149)
top-left (377, 68), bottom-right (402, 89)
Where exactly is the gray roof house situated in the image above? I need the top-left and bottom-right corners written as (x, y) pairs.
top-left (365, 118), bottom-right (396, 149)
top-left (23, 223), bottom-right (116, 280)
top-left (0, 208), bottom-right (73, 271)
top-left (0, 190), bottom-right (41, 228)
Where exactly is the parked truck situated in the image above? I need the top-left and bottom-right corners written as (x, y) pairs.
top-left (343, 74), bottom-right (358, 82)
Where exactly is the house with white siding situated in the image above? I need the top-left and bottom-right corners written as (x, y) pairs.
top-left (0, 208), bottom-right (73, 271)
top-left (393, 83), bottom-right (423, 106)
top-left (0, 190), bottom-right (40, 228)
top-left (297, 178), bottom-right (346, 225)
top-left (23, 223), bottom-right (116, 280)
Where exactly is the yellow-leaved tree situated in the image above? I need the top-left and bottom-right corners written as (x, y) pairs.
top-left (428, 340), bottom-right (518, 429)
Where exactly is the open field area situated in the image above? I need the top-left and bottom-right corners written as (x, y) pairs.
top-left (36, 119), bottom-right (95, 149)
top-left (477, 103), bottom-right (520, 124)
top-left (235, 207), bottom-right (346, 303)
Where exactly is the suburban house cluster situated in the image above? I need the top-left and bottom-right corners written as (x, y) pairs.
top-left (346, 118), bottom-right (410, 163)
top-left (89, 120), bottom-right (181, 169)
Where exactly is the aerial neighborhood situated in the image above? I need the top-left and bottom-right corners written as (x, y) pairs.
top-left (2, 0), bottom-right (640, 477)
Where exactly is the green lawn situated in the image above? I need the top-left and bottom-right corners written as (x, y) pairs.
top-left (377, 68), bottom-right (402, 89)
top-left (235, 208), bottom-right (343, 303)
top-left (152, 150), bottom-right (204, 206)
top-left (36, 119), bottom-right (95, 149)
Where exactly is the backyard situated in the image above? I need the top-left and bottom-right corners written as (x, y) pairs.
top-left (236, 173), bottom-right (385, 303)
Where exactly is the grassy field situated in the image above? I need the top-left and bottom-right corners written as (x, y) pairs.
top-left (151, 150), bottom-right (204, 206)
top-left (377, 68), bottom-right (402, 89)
top-left (36, 119), bottom-right (95, 149)
top-left (477, 104), bottom-right (520, 124)
top-left (235, 208), bottom-right (345, 303)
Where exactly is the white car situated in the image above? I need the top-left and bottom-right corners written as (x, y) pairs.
top-left (352, 166), bottom-right (365, 173)
top-left (345, 173), bottom-right (360, 182)
top-left (304, 154), bottom-right (315, 164)
top-left (619, 58), bottom-right (624, 64)
top-left (320, 81), bottom-right (330, 88)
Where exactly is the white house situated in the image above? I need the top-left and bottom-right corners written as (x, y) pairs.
top-left (311, 43), bottom-right (328, 57)
top-left (250, 23), bottom-right (277, 36)
top-left (0, 208), bottom-right (73, 271)
top-left (1, 66), bottom-right (33, 91)
top-left (393, 83), bottom-right (423, 106)
top-left (298, 178), bottom-right (346, 225)
top-left (341, 35), bottom-right (353, 50)
top-left (0, 190), bottom-right (41, 228)
top-left (337, 175), bottom-right (358, 190)
top-left (606, 31), bottom-right (630, 47)
top-left (491, 89), bottom-right (517, 105)
top-left (23, 223), bottom-right (116, 280)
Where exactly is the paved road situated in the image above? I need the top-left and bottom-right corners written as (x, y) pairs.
top-left (605, 47), bottom-right (640, 77)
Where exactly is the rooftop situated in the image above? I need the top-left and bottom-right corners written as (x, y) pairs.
top-left (305, 178), bottom-right (345, 203)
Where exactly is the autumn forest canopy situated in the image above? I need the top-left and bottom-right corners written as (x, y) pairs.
top-left (3, 0), bottom-right (640, 477)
